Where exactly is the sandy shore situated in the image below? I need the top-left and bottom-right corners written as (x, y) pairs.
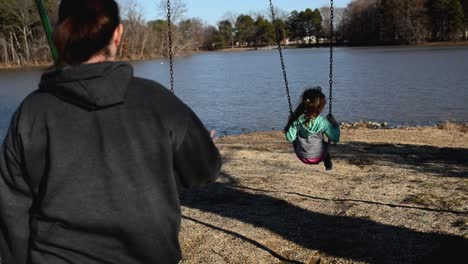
top-left (179, 123), bottom-right (468, 264)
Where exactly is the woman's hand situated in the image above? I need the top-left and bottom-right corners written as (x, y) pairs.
top-left (210, 129), bottom-right (223, 150)
top-left (210, 129), bottom-right (219, 143)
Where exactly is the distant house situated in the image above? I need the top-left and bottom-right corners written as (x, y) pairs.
top-left (285, 36), bottom-right (320, 45)
top-left (304, 36), bottom-right (317, 43)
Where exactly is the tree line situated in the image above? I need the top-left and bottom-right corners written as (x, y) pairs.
top-left (0, 0), bottom-right (58, 67)
top-left (339, 0), bottom-right (468, 45)
top-left (211, 7), bottom-right (328, 49)
top-left (0, 0), bottom-right (333, 67)
top-left (0, 0), bottom-right (467, 67)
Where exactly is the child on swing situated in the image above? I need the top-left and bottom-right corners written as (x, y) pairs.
top-left (284, 87), bottom-right (340, 170)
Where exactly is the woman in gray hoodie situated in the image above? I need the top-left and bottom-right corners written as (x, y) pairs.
top-left (0, 1), bottom-right (221, 263)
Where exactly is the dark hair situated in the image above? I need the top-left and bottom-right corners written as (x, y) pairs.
top-left (53, 0), bottom-right (121, 65)
top-left (284, 87), bottom-right (326, 132)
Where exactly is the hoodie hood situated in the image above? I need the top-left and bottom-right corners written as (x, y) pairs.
top-left (39, 62), bottom-right (134, 110)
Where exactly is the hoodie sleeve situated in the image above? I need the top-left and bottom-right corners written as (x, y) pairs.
top-left (173, 109), bottom-right (222, 189)
top-left (0, 111), bottom-right (33, 264)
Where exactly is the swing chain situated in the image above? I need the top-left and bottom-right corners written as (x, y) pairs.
top-left (167, 0), bottom-right (175, 93)
top-left (269, 0), bottom-right (293, 116)
top-left (329, 0), bottom-right (334, 115)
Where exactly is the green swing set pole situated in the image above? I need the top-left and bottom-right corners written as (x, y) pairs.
top-left (34, 0), bottom-right (59, 64)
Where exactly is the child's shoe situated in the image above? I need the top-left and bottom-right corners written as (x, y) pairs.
top-left (324, 154), bottom-right (333, 170)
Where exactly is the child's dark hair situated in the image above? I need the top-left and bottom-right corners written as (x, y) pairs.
top-left (53, 0), bottom-right (121, 65)
top-left (284, 87), bottom-right (326, 132)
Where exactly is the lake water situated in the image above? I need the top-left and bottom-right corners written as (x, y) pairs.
top-left (1, 46), bottom-right (468, 139)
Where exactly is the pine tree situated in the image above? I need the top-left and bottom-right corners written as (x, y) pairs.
top-left (447, 0), bottom-right (465, 39)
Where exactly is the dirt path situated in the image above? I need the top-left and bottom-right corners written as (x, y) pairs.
top-left (179, 124), bottom-right (468, 264)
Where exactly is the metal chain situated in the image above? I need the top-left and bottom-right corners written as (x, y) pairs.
top-left (167, 0), bottom-right (175, 93)
top-left (269, 0), bottom-right (293, 116)
top-left (329, 0), bottom-right (334, 115)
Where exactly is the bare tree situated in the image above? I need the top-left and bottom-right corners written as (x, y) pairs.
top-left (189, 18), bottom-right (205, 50)
top-left (158, 0), bottom-right (187, 24)
top-left (0, 34), bottom-right (9, 65)
top-left (321, 6), bottom-right (345, 41)
top-left (0, 0), bottom-right (37, 63)
top-left (120, 0), bottom-right (147, 59)
top-left (0, 0), bottom-right (57, 66)
top-left (394, 0), bottom-right (428, 44)
top-left (147, 19), bottom-right (169, 58)
top-left (320, 6), bottom-right (332, 40)
top-left (266, 6), bottom-right (289, 21)
top-left (158, 0), bottom-right (188, 56)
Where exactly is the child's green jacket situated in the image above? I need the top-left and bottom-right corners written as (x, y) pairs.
top-left (286, 114), bottom-right (341, 143)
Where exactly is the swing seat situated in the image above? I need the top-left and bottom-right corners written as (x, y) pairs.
top-left (296, 155), bottom-right (323, 165)
top-left (293, 133), bottom-right (326, 165)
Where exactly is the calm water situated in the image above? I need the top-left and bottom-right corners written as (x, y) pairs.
top-left (1, 46), bottom-right (468, 138)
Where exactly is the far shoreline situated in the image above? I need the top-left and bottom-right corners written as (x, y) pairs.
top-left (1, 41), bottom-right (467, 71)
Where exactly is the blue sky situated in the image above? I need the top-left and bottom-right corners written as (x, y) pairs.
top-left (117, 0), bottom-right (352, 25)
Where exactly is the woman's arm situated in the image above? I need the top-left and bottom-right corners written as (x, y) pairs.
top-left (0, 111), bottom-right (33, 264)
top-left (173, 109), bottom-right (222, 189)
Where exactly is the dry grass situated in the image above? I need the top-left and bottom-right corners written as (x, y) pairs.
top-left (179, 125), bottom-right (468, 264)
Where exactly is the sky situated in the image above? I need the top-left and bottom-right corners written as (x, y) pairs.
top-left (117, 0), bottom-right (352, 26)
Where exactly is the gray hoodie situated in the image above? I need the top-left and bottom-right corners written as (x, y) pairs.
top-left (0, 62), bottom-right (221, 264)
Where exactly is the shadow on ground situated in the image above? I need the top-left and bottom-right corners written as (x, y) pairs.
top-left (181, 175), bottom-right (468, 264)
top-left (333, 142), bottom-right (468, 178)
top-left (232, 185), bottom-right (467, 216)
top-left (224, 140), bottom-right (468, 179)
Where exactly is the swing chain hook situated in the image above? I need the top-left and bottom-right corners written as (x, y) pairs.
top-left (269, 0), bottom-right (293, 116)
top-left (167, 0), bottom-right (175, 93)
top-left (329, 0), bottom-right (334, 115)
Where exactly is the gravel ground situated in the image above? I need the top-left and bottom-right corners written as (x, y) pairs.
top-left (179, 123), bottom-right (468, 264)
